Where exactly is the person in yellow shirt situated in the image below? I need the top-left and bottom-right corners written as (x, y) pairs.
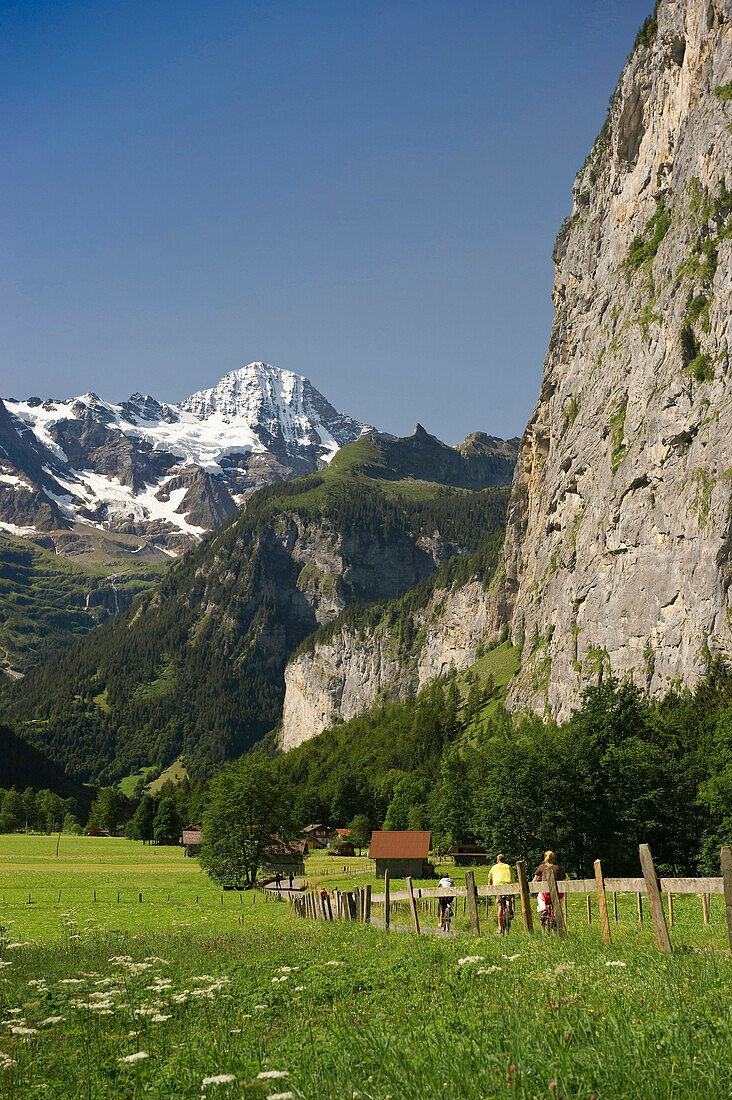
top-left (488, 854), bottom-right (514, 933)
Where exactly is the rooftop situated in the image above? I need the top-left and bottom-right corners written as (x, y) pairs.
top-left (369, 830), bottom-right (431, 860)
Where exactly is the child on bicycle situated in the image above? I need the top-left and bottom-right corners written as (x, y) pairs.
top-left (437, 872), bottom-right (455, 929)
top-left (488, 854), bottom-right (514, 933)
top-left (533, 850), bottom-right (566, 910)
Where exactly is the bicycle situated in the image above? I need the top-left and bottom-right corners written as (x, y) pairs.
top-left (496, 894), bottom-right (514, 934)
top-left (540, 897), bottom-right (557, 933)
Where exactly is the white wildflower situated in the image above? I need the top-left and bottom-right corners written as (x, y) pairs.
top-left (143, 957), bottom-right (169, 965)
top-left (5, 944), bottom-right (24, 950)
top-left (267, 1092), bottom-right (294, 1100)
top-left (324, 960), bottom-right (344, 967)
top-left (39, 1017), bottom-right (65, 1026)
top-left (254, 1004), bottom-right (267, 1010)
top-left (109, 956), bottom-right (132, 963)
top-left (192, 975), bottom-right (217, 983)
top-left (201, 1074), bottom-right (236, 1086)
top-left (172, 993), bottom-right (190, 1004)
top-left (257, 1071), bottom-right (289, 1079)
top-left (10, 1025), bottom-right (38, 1035)
top-left (151, 1014), bottom-right (172, 1023)
top-left (118, 1051), bottom-right (149, 1064)
top-left (457, 955), bottom-right (484, 966)
top-left (7, 1010), bottom-right (23, 1017)
top-left (0, 1053), bottom-right (17, 1069)
top-left (271, 976), bottom-right (288, 983)
top-left (94, 978), bottom-right (114, 987)
top-left (293, 986), bottom-right (305, 992)
top-left (606, 960), bottom-right (627, 967)
top-left (58, 978), bottom-right (84, 986)
top-left (0, 962), bottom-right (12, 970)
top-left (477, 966), bottom-right (503, 974)
top-left (276, 966), bottom-right (299, 973)
top-left (502, 953), bottom-right (521, 961)
top-left (28, 979), bottom-right (47, 988)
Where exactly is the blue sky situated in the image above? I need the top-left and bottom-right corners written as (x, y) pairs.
top-left (3, 0), bottom-right (654, 441)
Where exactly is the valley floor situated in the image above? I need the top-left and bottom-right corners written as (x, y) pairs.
top-left (0, 838), bottom-right (730, 1098)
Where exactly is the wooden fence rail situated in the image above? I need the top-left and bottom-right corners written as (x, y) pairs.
top-left (291, 845), bottom-right (732, 956)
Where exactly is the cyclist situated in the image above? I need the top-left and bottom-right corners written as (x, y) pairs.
top-left (488, 854), bottom-right (514, 934)
top-left (437, 872), bottom-right (455, 930)
top-left (533, 850), bottom-right (566, 930)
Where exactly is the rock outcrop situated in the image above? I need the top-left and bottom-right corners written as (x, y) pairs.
top-left (281, 575), bottom-right (503, 750)
top-left (504, 0), bottom-right (732, 719)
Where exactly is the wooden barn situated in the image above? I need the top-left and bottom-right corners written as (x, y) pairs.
top-left (369, 830), bottom-right (431, 879)
top-left (262, 838), bottom-right (307, 877)
top-left (448, 844), bottom-right (489, 866)
top-left (181, 824), bottom-right (202, 857)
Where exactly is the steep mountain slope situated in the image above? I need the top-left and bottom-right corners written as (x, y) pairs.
top-left (503, 0), bottom-right (732, 719)
top-left (1, 428), bottom-right (514, 782)
top-left (0, 723), bottom-right (93, 809)
top-left (0, 362), bottom-right (371, 555)
top-left (0, 533), bottom-right (167, 677)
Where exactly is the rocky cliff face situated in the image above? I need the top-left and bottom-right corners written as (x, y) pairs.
top-left (504, 0), bottom-right (732, 719)
top-left (281, 575), bottom-right (503, 750)
top-left (280, 0), bottom-right (732, 749)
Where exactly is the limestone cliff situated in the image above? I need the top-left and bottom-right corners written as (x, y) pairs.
top-left (504, 0), bottom-right (732, 719)
top-left (280, 542), bottom-right (510, 750)
top-left (280, 0), bottom-right (732, 749)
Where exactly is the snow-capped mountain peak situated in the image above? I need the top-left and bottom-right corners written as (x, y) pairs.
top-left (0, 362), bottom-right (371, 556)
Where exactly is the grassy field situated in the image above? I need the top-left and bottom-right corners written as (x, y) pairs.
top-left (1, 837), bottom-right (731, 1098)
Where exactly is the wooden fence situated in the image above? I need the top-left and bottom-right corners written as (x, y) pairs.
top-left (291, 843), bottom-right (732, 955)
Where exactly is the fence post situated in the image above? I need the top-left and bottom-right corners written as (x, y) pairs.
top-left (612, 892), bottom-right (618, 923)
top-left (384, 871), bottom-right (390, 932)
top-left (586, 895), bottom-right (591, 925)
top-left (545, 866), bottom-right (566, 939)
top-left (701, 892), bottom-right (709, 925)
top-left (405, 877), bottom-right (420, 935)
top-left (639, 843), bottom-right (672, 954)
top-left (637, 892), bottom-right (643, 923)
top-left (593, 859), bottom-right (612, 946)
top-left (721, 846), bottom-right (732, 953)
top-left (465, 869), bottom-right (480, 937)
top-left (516, 859), bottom-right (533, 933)
top-left (667, 891), bottom-right (673, 928)
top-left (364, 885), bottom-right (372, 924)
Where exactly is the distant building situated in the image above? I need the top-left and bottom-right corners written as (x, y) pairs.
top-left (369, 830), bottom-right (431, 879)
top-left (449, 845), bottom-right (488, 866)
top-left (181, 825), bottom-right (202, 857)
top-left (262, 838), bottom-right (307, 877)
top-left (302, 824), bottom-right (335, 851)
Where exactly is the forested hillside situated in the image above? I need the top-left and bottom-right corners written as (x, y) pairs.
top-left (276, 647), bottom-right (732, 876)
top-left (0, 723), bottom-right (93, 812)
top-left (0, 534), bottom-right (167, 675)
top-left (1, 429), bottom-right (512, 783)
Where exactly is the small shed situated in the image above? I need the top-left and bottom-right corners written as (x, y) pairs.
top-left (182, 824), bottom-right (202, 857)
top-left (369, 830), bottom-right (431, 880)
top-left (302, 824), bottom-right (334, 851)
top-left (448, 844), bottom-right (489, 866)
top-left (262, 838), bottom-right (307, 877)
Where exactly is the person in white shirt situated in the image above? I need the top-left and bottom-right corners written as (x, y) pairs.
top-left (437, 873), bottom-right (455, 929)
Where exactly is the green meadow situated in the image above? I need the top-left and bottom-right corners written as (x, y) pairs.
top-left (0, 837), bottom-right (731, 1098)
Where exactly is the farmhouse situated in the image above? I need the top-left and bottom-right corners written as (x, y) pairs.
top-left (302, 824), bottom-right (335, 850)
top-left (369, 830), bottom-right (431, 879)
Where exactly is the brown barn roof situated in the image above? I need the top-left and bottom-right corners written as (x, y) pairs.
top-left (369, 830), bottom-right (431, 859)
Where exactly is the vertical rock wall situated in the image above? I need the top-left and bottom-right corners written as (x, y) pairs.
top-left (504, 0), bottom-right (732, 720)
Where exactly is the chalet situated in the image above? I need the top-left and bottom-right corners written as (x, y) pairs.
top-left (181, 824), bottom-right (202, 857)
top-left (302, 824), bottom-right (335, 851)
top-left (448, 845), bottom-right (489, 866)
top-left (369, 830), bottom-right (431, 879)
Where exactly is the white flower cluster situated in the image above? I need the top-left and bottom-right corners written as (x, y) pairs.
top-left (457, 955), bottom-right (485, 966)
